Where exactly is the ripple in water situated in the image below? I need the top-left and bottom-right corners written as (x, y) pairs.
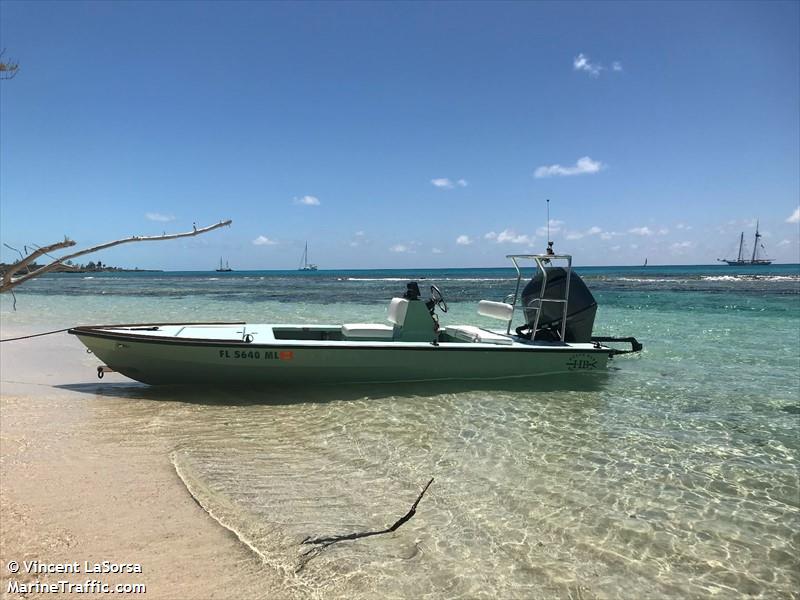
top-left (88, 378), bottom-right (798, 600)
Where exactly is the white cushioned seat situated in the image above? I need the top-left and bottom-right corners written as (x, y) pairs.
top-left (341, 323), bottom-right (394, 339)
top-left (387, 298), bottom-right (409, 325)
top-left (478, 300), bottom-right (514, 321)
top-left (341, 298), bottom-right (409, 340)
top-left (446, 325), bottom-right (513, 345)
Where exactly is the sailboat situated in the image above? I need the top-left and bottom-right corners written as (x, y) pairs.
top-left (718, 221), bottom-right (772, 266)
top-left (643, 258), bottom-right (648, 267)
top-left (216, 257), bottom-right (232, 272)
top-left (298, 242), bottom-right (318, 271)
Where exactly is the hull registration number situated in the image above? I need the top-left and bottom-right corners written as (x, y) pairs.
top-left (219, 349), bottom-right (294, 361)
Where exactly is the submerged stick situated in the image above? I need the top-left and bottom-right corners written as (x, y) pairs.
top-left (297, 477), bottom-right (434, 572)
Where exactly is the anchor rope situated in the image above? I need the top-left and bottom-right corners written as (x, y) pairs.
top-left (0, 328), bottom-right (71, 342)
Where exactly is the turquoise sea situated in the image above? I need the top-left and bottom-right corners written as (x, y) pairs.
top-left (1, 263), bottom-right (799, 599)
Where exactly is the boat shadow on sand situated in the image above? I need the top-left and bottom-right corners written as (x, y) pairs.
top-left (54, 371), bottom-right (615, 407)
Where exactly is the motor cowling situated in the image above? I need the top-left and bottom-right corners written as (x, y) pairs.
top-left (520, 267), bottom-right (597, 342)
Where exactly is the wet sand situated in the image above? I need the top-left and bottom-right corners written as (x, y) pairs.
top-left (0, 330), bottom-right (280, 599)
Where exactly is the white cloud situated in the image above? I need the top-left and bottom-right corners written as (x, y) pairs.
top-left (432, 178), bottom-right (468, 189)
top-left (601, 231), bottom-right (620, 240)
top-left (787, 207), bottom-right (800, 224)
top-left (777, 239), bottom-right (791, 246)
top-left (145, 212), bottom-right (175, 222)
top-left (252, 235), bottom-right (278, 246)
top-left (536, 219), bottom-right (564, 237)
top-left (676, 223), bottom-right (693, 230)
top-left (432, 247), bottom-right (443, 254)
top-left (349, 230), bottom-right (367, 247)
top-left (573, 53), bottom-right (622, 77)
top-left (456, 235), bottom-right (473, 246)
top-left (629, 226), bottom-right (653, 236)
top-left (390, 244), bottom-right (411, 253)
top-left (496, 229), bottom-right (533, 245)
top-left (294, 195), bottom-right (320, 206)
top-left (534, 156), bottom-right (605, 178)
top-left (573, 53), bottom-right (603, 77)
top-left (657, 228), bottom-right (669, 236)
top-left (566, 224), bottom-right (605, 240)
top-left (670, 241), bottom-right (693, 254)
top-left (485, 229), bottom-right (533, 244)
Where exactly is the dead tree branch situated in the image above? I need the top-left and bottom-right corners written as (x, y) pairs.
top-left (1, 239), bottom-right (77, 289)
top-left (1, 220), bottom-right (232, 294)
top-left (0, 49), bottom-right (19, 80)
top-left (297, 478), bottom-right (434, 572)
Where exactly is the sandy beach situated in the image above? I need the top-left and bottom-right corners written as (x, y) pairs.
top-left (0, 329), bottom-right (281, 599)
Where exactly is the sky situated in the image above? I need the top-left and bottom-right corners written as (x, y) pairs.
top-left (1, 0), bottom-right (798, 269)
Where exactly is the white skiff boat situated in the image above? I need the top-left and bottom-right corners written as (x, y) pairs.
top-left (69, 254), bottom-right (642, 385)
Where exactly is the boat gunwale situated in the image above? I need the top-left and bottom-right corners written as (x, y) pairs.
top-left (68, 324), bottom-right (614, 354)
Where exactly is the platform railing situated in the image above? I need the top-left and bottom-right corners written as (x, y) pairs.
top-left (505, 254), bottom-right (573, 341)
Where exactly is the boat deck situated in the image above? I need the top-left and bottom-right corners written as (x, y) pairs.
top-left (79, 323), bottom-right (602, 351)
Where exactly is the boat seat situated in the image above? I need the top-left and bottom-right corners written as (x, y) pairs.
top-left (340, 298), bottom-right (410, 340)
top-left (387, 298), bottom-right (409, 325)
top-left (477, 300), bottom-right (514, 321)
top-left (341, 323), bottom-right (394, 339)
top-left (446, 325), bottom-right (513, 345)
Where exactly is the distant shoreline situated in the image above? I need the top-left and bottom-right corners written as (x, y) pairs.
top-left (0, 263), bottom-right (163, 275)
top-left (48, 263), bottom-right (800, 273)
top-left (54, 268), bottom-right (164, 274)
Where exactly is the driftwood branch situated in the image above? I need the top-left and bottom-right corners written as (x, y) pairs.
top-left (1, 220), bottom-right (232, 294)
top-left (297, 478), bottom-right (433, 572)
top-left (0, 49), bottom-right (19, 80)
top-left (1, 239), bottom-right (76, 288)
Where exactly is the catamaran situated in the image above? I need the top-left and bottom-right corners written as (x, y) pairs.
top-left (70, 253), bottom-right (642, 386)
top-left (298, 242), bottom-right (317, 271)
top-left (718, 221), bottom-right (772, 266)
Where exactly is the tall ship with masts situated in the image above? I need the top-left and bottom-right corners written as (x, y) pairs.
top-left (298, 242), bottom-right (318, 271)
top-left (718, 221), bottom-right (772, 266)
top-left (216, 257), bottom-right (233, 272)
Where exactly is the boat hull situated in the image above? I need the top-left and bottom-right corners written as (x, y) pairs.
top-left (723, 260), bottom-right (772, 266)
top-left (70, 326), bottom-right (612, 385)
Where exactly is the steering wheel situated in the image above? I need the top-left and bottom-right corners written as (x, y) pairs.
top-left (430, 285), bottom-right (448, 313)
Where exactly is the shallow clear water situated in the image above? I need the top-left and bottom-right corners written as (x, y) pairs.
top-left (2, 265), bottom-right (798, 598)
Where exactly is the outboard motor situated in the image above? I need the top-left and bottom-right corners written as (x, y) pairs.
top-left (519, 268), bottom-right (597, 342)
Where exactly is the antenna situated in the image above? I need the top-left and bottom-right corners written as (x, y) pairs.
top-left (545, 198), bottom-right (554, 255)
top-left (546, 199), bottom-right (550, 243)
